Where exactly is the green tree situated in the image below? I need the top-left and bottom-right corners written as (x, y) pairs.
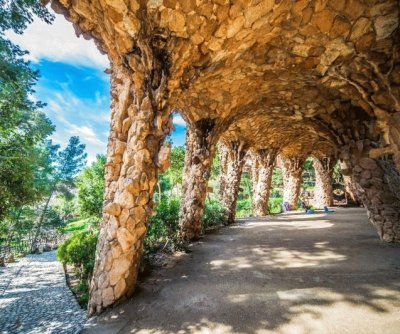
top-left (158, 146), bottom-right (185, 199)
top-left (77, 154), bottom-right (106, 218)
top-left (0, 1), bottom-right (55, 220)
top-left (31, 136), bottom-right (87, 250)
top-left (302, 158), bottom-right (315, 189)
top-left (164, 146), bottom-right (185, 185)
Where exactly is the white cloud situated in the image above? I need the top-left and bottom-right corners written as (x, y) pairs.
top-left (41, 85), bottom-right (108, 164)
top-left (173, 114), bottom-right (187, 127)
top-left (5, 10), bottom-right (109, 70)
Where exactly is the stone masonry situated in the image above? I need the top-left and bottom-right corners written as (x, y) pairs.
top-left (48, 0), bottom-right (400, 314)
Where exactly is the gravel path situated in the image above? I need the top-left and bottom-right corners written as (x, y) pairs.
top-left (0, 251), bottom-right (86, 334)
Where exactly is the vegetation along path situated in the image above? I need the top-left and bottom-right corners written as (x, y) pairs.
top-left (0, 251), bottom-right (85, 334)
top-left (84, 208), bottom-right (400, 334)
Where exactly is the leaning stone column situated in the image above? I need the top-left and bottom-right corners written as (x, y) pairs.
top-left (179, 119), bottom-right (218, 241)
top-left (219, 141), bottom-right (249, 224)
top-left (341, 151), bottom-right (400, 243)
top-left (313, 156), bottom-right (336, 208)
top-left (281, 156), bottom-right (305, 209)
top-left (88, 59), bottom-right (172, 315)
top-left (252, 148), bottom-right (278, 216)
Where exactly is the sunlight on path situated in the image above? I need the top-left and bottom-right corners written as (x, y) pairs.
top-left (0, 251), bottom-right (85, 334)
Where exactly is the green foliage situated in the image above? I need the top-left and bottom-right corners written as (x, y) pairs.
top-left (145, 197), bottom-right (180, 252)
top-left (202, 199), bottom-right (226, 230)
top-left (238, 172), bottom-right (252, 201)
top-left (268, 197), bottom-right (283, 214)
top-left (333, 161), bottom-right (344, 185)
top-left (236, 199), bottom-right (252, 218)
top-left (57, 230), bottom-right (98, 279)
top-left (63, 217), bottom-right (99, 233)
top-left (30, 136), bottom-right (87, 249)
top-left (0, 0), bottom-right (55, 220)
top-left (77, 155), bottom-right (105, 217)
top-left (0, 1), bottom-right (53, 33)
top-left (271, 167), bottom-right (283, 192)
top-left (52, 136), bottom-right (87, 188)
top-left (302, 158), bottom-right (315, 189)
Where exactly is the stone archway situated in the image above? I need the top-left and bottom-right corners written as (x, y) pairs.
top-left (48, 0), bottom-right (400, 314)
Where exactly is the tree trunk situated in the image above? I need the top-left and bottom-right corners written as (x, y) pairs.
top-left (252, 148), bottom-right (278, 216)
top-left (31, 190), bottom-right (54, 252)
top-left (88, 51), bottom-right (172, 315)
top-left (281, 156), bottom-right (304, 210)
top-left (179, 119), bottom-right (218, 241)
top-left (313, 156), bottom-right (335, 208)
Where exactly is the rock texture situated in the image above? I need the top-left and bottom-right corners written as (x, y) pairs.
top-left (179, 119), bottom-right (220, 240)
top-left (251, 148), bottom-right (278, 216)
top-left (324, 107), bottom-right (400, 243)
top-left (88, 59), bottom-right (172, 315)
top-left (48, 0), bottom-right (400, 314)
top-left (219, 140), bottom-right (248, 224)
top-left (313, 156), bottom-right (336, 208)
top-left (281, 155), bottom-right (305, 210)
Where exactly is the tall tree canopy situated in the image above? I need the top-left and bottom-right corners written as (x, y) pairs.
top-left (0, 0), bottom-right (55, 220)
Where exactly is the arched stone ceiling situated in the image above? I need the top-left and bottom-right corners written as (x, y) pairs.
top-left (52, 0), bottom-right (399, 154)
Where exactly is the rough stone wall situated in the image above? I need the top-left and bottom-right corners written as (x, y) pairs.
top-left (281, 156), bottom-right (305, 209)
top-left (179, 119), bottom-right (219, 241)
top-left (313, 156), bottom-right (336, 208)
top-left (325, 107), bottom-right (400, 242)
top-left (219, 140), bottom-right (248, 224)
top-left (342, 153), bottom-right (400, 243)
top-left (88, 59), bottom-right (172, 315)
top-left (251, 148), bottom-right (278, 216)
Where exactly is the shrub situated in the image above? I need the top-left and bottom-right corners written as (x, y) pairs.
top-left (203, 199), bottom-right (226, 230)
top-left (57, 230), bottom-right (98, 279)
top-left (268, 197), bottom-right (283, 214)
top-left (236, 199), bottom-right (252, 218)
top-left (145, 197), bottom-right (180, 253)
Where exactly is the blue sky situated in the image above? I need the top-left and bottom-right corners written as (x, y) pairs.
top-left (7, 10), bottom-right (186, 163)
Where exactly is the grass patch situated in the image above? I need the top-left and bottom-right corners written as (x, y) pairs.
top-left (62, 216), bottom-right (99, 233)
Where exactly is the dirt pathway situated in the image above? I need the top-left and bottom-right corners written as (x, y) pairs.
top-left (84, 208), bottom-right (400, 334)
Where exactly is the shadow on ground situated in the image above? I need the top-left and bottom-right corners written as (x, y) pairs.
top-left (84, 207), bottom-right (400, 334)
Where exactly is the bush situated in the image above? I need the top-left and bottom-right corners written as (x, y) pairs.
top-left (268, 197), bottom-right (283, 214)
top-left (203, 199), bottom-right (226, 230)
top-left (145, 197), bottom-right (180, 253)
top-left (57, 230), bottom-right (98, 279)
top-left (236, 199), bottom-right (252, 218)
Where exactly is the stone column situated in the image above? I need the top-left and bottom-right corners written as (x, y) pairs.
top-left (252, 148), bottom-right (278, 216)
top-left (282, 156), bottom-right (305, 209)
top-left (341, 172), bottom-right (360, 205)
top-left (88, 56), bottom-right (173, 315)
top-left (179, 119), bottom-right (218, 241)
top-left (313, 156), bottom-right (335, 208)
top-left (250, 155), bottom-right (259, 198)
top-left (219, 141), bottom-right (248, 224)
top-left (341, 148), bottom-right (400, 243)
top-left (218, 142), bottom-right (229, 202)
